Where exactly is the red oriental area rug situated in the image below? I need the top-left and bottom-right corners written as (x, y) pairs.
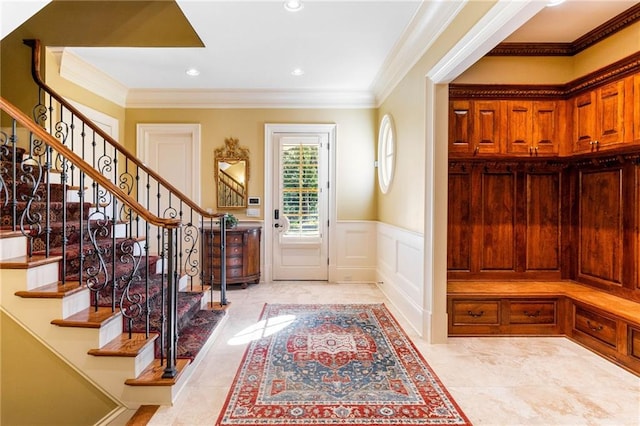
top-left (217, 304), bottom-right (471, 425)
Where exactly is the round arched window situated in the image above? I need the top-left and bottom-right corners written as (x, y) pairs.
top-left (377, 113), bottom-right (396, 194)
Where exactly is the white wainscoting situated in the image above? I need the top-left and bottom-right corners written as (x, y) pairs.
top-left (376, 222), bottom-right (425, 337)
top-left (332, 221), bottom-right (377, 283)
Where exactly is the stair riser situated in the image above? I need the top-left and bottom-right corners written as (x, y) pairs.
top-left (0, 235), bottom-right (27, 260)
top-left (0, 263), bottom-right (60, 290)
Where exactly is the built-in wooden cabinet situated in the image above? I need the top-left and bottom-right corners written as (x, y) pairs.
top-left (449, 99), bottom-right (562, 157)
top-left (506, 101), bottom-right (561, 156)
top-left (449, 100), bottom-right (503, 156)
top-left (447, 53), bottom-right (640, 377)
top-left (448, 162), bottom-right (562, 280)
top-left (572, 78), bottom-right (632, 153)
top-left (448, 296), bottom-right (562, 335)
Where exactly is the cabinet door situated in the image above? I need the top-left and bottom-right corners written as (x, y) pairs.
top-left (573, 91), bottom-right (597, 153)
top-left (479, 171), bottom-right (516, 271)
top-left (448, 171), bottom-right (472, 271)
top-left (532, 101), bottom-right (559, 155)
top-left (525, 172), bottom-right (560, 271)
top-left (634, 75), bottom-right (640, 143)
top-left (473, 101), bottom-right (503, 154)
top-left (505, 101), bottom-right (533, 155)
top-left (596, 80), bottom-right (626, 147)
top-left (449, 100), bottom-right (473, 155)
top-left (578, 169), bottom-right (623, 286)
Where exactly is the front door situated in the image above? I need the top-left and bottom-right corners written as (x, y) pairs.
top-left (272, 132), bottom-right (329, 280)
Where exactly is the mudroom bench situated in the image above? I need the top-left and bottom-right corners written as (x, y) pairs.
top-left (448, 281), bottom-right (640, 376)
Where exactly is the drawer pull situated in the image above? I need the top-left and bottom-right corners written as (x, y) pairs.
top-left (587, 320), bottom-right (603, 332)
top-left (467, 310), bottom-right (484, 318)
top-left (524, 310), bottom-right (541, 318)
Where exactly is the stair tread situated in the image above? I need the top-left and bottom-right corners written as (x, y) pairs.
top-left (0, 254), bottom-right (62, 268)
top-left (51, 306), bottom-right (121, 328)
top-left (125, 358), bottom-right (190, 386)
top-left (0, 230), bottom-right (24, 239)
top-left (15, 280), bottom-right (85, 298)
top-left (88, 333), bottom-right (159, 357)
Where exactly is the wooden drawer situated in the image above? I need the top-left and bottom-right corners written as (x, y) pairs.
top-left (629, 326), bottom-right (640, 361)
top-left (212, 233), bottom-right (243, 246)
top-left (451, 300), bottom-right (500, 325)
top-left (509, 300), bottom-right (556, 325)
top-left (574, 305), bottom-right (617, 348)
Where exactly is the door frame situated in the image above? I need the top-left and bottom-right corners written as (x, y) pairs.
top-left (264, 123), bottom-right (337, 282)
top-left (136, 123), bottom-right (201, 205)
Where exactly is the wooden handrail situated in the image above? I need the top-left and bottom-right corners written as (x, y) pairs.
top-left (1, 96), bottom-right (181, 229)
top-left (23, 39), bottom-right (222, 220)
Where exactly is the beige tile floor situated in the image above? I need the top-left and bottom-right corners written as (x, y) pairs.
top-left (147, 281), bottom-right (640, 425)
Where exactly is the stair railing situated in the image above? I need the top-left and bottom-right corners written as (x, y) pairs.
top-left (218, 169), bottom-right (245, 207)
top-left (23, 39), bottom-right (228, 307)
top-left (1, 96), bottom-right (183, 377)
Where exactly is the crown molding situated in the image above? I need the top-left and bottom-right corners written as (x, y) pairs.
top-left (449, 50), bottom-right (640, 99)
top-left (372, 0), bottom-right (467, 105)
top-left (429, 0), bottom-right (546, 84)
top-left (125, 89), bottom-right (376, 109)
top-left (58, 48), bottom-right (129, 107)
top-left (488, 3), bottom-right (640, 56)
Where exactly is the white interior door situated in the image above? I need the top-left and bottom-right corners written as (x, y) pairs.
top-left (272, 132), bottom-right (329, 280)
top-left (136, 124), bottom-right (201, 255)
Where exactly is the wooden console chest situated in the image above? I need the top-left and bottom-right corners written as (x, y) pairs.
top-left (201, 225), bottom-right (261, 287)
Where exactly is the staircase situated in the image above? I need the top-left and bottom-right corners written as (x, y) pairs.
top-left (0, 40), bottom-right (231, 411)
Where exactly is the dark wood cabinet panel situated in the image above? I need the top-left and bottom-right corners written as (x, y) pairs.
top-left (525, 173), bottom-right (561, 271)
top-left (201, 226), bottom-right (261, 287)
top-left (508, 300), bottom-right (556, 325)
top-left (634, 75), bottom-right (640, 143)
top-left (532, 101), bottom-right (560, 155)
top-left (449, 100), bottom-right (473, 155)
top-left (578, 169), bottom-right (623, 286)
top-left (473, 101), bottom-right (503, 154)
top-left (573, 79), bottom-right (630, 153)
top-left (506, 101), bottom-right (532, 155)
top-left (447, 172), bottom-right (472, 271)
top-left (573, 91), bottom-right (597, 153)
top-left (573, 304), bottom-right (618, 349)
top-left (480, 172), bottom-right (515, 271)
top-left (597, 80), bottom-right (626, 146)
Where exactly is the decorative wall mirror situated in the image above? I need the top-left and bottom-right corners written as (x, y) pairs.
top-left (215, 137), bottom-right (250, 209)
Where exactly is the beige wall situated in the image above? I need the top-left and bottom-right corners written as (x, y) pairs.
top-left (1, 312), bottom-right (117, 425)
top-left (125, 108), bottom-right (377, 221)
top-left (376, 1), bottom-right (495, 233)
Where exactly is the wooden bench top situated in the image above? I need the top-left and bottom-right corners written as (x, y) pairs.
top-left (448, 280), bottom-right (640, 327)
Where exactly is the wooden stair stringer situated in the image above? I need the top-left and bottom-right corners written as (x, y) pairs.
top-left (0, 233), bottom-right (189, 407)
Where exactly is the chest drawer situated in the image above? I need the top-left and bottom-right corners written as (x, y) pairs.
top-left (451, 300), bottom-right (500, 325)
top-left (574, 305), bottom-right (617, 348)
top-left (629, 326), bottom-right (640, 361)
top-left (509, 300), bottom-right (556, 325)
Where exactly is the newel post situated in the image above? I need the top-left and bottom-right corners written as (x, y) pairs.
top-left (163, 225), bottom-right (179, 378)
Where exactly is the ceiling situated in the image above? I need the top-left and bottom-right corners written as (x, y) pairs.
top-left (34, 0), bottom-right (640, 105)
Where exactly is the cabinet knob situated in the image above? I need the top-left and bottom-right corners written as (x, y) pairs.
top-left (473, 146), bottom-right (479, 155)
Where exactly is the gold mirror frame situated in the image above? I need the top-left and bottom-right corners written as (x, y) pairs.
top-left (215, 137), bottom-right (250, 209)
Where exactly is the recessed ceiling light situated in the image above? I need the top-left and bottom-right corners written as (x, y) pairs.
top-left (546, 0), bottom-right (566, 7)
top-left (186, 68), bottom-right (200, 77)
top-left (291, 68), bottom-right (304, 76)
top-left (284, 0), bottom-right (303, 12)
